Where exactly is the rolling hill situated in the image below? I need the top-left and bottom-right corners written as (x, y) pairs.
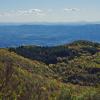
top-left (0, 40), bottom-right (100, 99)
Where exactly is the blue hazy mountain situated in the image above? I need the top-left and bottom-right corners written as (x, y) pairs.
top-left (0, 24), bottom-right (100, 47)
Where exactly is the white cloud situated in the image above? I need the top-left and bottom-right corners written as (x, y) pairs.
top-left (0, 13), bottom-right (11, 16)
top-left (28, 9), bottom-right (45, 15)
top-left (29, 9), bottom-right (42, 13)
top-left (18, 9), bottom-right (44, 15)
top-left (0, 8), bottom-right (80, 17)
top-left (0, 9), bottom-right (45, 17)
top-left (64, 8), bottom-right (80, 12)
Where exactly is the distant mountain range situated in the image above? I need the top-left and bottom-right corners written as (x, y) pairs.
top-left (0, 21), bottom-right (100, 26)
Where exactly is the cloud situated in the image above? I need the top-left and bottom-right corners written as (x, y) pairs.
top-left (0, 12), bottom-right (12, 16)
top-left (64, 8), bottom-right (80, 12)
top-left (28, 9), bottom-right (45, 15)
top-left (29, 9), bottom-right (42, 13)
top-left (18, 9), bottom-right (45, 15)
top-left (0, 9), bottom-right (45, 16)
top-left (0, 8), bottom-right (80, 17)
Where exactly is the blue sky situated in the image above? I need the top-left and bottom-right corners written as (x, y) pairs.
top-left (0, 0), bottom-right (100, 22)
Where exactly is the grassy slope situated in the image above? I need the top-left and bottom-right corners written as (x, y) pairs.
top-left (0, 40), bottom-right (100, 100)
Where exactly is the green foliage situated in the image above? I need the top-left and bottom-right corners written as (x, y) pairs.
top-left (0, 40), bottom-right (100, 99)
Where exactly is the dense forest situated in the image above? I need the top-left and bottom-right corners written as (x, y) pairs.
top-left (0, 40), bottom-right (100, 100)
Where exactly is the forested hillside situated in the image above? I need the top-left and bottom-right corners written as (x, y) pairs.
top-left (0, 40), bottom-right (100, 99)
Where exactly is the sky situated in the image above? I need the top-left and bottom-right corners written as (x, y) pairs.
top-left (0, 0), bottom-right (100, 23)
